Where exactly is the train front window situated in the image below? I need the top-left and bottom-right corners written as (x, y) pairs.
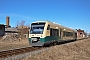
top-left (30, 23), bottom-right (45, 34)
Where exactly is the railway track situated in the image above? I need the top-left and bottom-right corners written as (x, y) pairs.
top-left (0, 47), bottom-right (42, 58)
top-left (0, 37), bottom-right (89, 59)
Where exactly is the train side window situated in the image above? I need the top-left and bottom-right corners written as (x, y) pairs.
top-left (50, 28), bottom-right (59, 36)
top-left (47, 25), bottom-right (50, 30)
top-left (64, 31), bottom-right (73, 37)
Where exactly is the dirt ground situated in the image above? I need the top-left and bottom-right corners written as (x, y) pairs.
top-left (22, 38), bottom-right (90, 60)
top-left (0, 38), bottom-right (30, 51)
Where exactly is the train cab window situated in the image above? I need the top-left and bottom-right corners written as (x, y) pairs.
top-left (47, 25), bottom-right (50, 30)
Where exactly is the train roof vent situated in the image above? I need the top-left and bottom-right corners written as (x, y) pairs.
top-left (32, 20), bottom-right (48, 23)
top-left (52, 21), bottom-right (61, 25)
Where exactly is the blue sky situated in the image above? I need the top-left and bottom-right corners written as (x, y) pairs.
top-left (0, 0), bottom-right (90, 32)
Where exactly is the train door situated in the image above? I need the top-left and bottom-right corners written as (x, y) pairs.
top-left (73, 31), bottom-right (75, 38)
top-left (75, 32), bottom-right (77, 39)
top-left (73, 31), bottom-right (77, 40)
top-left (60, 29), bottom-right (62, 39)
top-left (46, 25), bottom-right (50, 36)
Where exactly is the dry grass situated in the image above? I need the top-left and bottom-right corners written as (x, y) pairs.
top-left (0, 38), bottom-right (30, 51)
top-left (22, 38), bottom-right (90, 60)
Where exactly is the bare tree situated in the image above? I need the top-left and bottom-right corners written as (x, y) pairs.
top-left (16, 20), bottom-right (29, 39)
top-left (16, 20), bottom-right (25, 27)
top-left (19, 20), bottom-right (25, 26)
top-left (16, 20), bottom-right (19, 28)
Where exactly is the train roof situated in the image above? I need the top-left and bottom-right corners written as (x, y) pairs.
top-left (31, 20), bottom-right (77, 32)
top-left (50, 22), bottom-right (76, 32)
top-left (32, 20), bottom-right (49, 23)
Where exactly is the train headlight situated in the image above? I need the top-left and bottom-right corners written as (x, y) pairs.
top-left (31, 38), bottom-right (37, 41)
